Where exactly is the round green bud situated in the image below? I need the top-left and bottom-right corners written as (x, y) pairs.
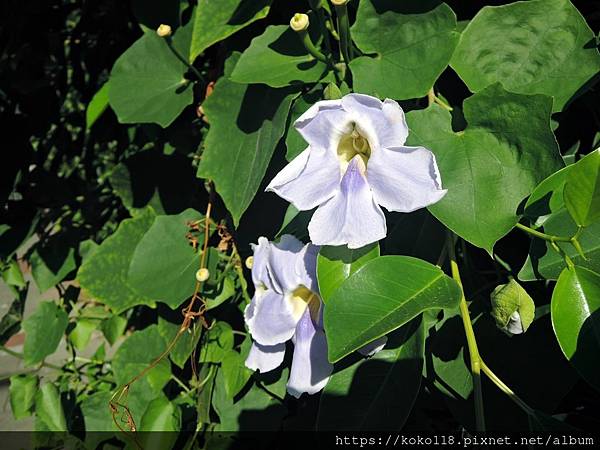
top-left (156, 24), bottom-right (172, 37)
top-left (195, 268), bottom-right (210, 282)
top-left (290, 13), bottom-right (309, 32)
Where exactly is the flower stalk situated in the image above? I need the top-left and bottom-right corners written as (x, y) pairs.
top-left (446, 232), bottom-right (486, 432)
top-left (332, 0), bottom-right (352, 64)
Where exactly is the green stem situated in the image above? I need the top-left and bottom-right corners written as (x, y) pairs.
top-left (298, 30), bottom-right (328, 64)
top-left (515, 222), bottom-right (571, 242)
top-left (446, 233), bottom-right (486, 432)
top-left (334, 4), bottom-right (352, 64)
top-left (480, 361), bottom-right (534, 416)
top-left (309, 0), bottom-right (332, 54)
top-left (165, 37), bottom-right (204, 83)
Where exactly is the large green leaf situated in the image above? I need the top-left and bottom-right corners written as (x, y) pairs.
top-left (189, 0), bottom-right (271, 62)
top-left (564, 150), bottom-right (600, 227)
top-left (127, 208), bottom-right (203, 308)
top-left (157, 317), bottom-right (201, 369)
top-left (9, 374), bottom-right (38, 420)
top-left (324, 256), bottom-right (461, 362)
top-left (78, 209), bottom-right (156, 313)
top-left (139, 395), bottom-right (181, 431)
top-left (350, 1), bottom-right (459, 99)
top-left (212, 369), bottom-right (288, 432)
top-left (81, 391), bottom-right (115, 432)
top-left (29, 233), bottom-right (77, 292)
top-left (230, 25), bottom-right (328, 88)
top-left (551, 266), bottom-right (600, 390)
top-left (109, 25), bottom-right (193, 127)
top-left (197, 54), bottom-right (297, 225)
top-left (22, 301), bottom-right (68, 366)
top-left (406, 84), bottom-right (563, 251)
top-left (111, 325), bottom-right (170, 420)
top-left (450, 0), bottom-right (600, 112)
top-left (318, 318), bottom-right (424, 430)
top-left (523, 164), bottom-right (573, 223)
top-left (317, 243), bottom-right (379, 304)
top-left (35, 383), bottom-right (67, 432)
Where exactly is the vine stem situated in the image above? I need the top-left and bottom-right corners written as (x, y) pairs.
top-left (446, 232), bottom-right (486, 432)
top-left (480, 361), bottom-right (534, 416)
top-left (514, 222), bottom-right (572, 242)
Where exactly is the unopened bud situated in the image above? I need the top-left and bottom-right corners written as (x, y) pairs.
top-left (245, 256), bottom-right (254, 270)
top-left (290, 13), bottom-right (309, 32)
top-left (196, 268), bottom-right (210, 282)
top-left (331, 0), bottom-right (349, 6)
top-left (156, 24), bottom-right (172, 37)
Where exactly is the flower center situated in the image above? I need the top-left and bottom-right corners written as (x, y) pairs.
top-left (337, 125), bottom-right (371, 173)
top-left (290, 285), bottom-right (321, 322)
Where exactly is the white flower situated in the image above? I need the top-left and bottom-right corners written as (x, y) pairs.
top-left (267, 93), bottom-right (447, 249)
top-left (244, 235), bottom-right (332, 398)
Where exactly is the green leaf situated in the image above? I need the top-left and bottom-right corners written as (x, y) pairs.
top-left (204, 274), bottom-right (235, 310)
top-left (35, 383), bottom-right (67, 432)
top-left (157, 317), bottom-right (201, 369)
top-left (406, 84), bottom-right (563, 251)
top-left (69, 318), bottom-right (98, 351)
top-left (450, 0), bottom-right (600, 112)
top-left (199, 321), bottom-right (234, 363)
top-left (22, 301), bottom-right (68, 366)
top-left (350, 1), bottom-right (459, 99)
top-left (323, 82), bottom-right (342, 101)
top-left (81, 391), bottom-right (115, 432)
top-left (127, 208), bottom-right (203, 308)
top-left (139, 396), bottom-right (181, 431)
top-left (490, 279), bottom-right (535, 334)
top-left (212, 369), bottom-right (288, 432)
top-left (2, 259), bottom-right (25, 288)
top-left (190, 0), bottom-right (271, 62)
top-left (523, 164), bottom-right (573, 223)
top-left (109, 27), bottom-right (193, 127)
top-left (324, 256), bottom-right (461, 362)
top-left (222, 351), bottom-right (253, 398)
top-left (230, 24), bottom-right (328, 87)
top-left (9, 374), bottom-right (38, 420)
top-left (317, 243), bottom-right (379, 303)
top-left (318, 318), bottom-right (424, 430)
top-left (78, 209), bottom-right (156, 313)
top-left (551, 266), bottom-right (600, 390)
top-left (86, 82), bottom-right (110, 129)
top-left (564, 150), bottom-right (600, 227)
top-left (0, 290), bottom-right (26, 346)
top-left (29, 233), bottom-right (77, 292)
top-left (198, 54), bottom-right (297, 225)
top-left (112, 324), bottom-right (169, 388)
top-left (111, 325), bottom-right (170, 420)
top-left (519, 211), bottom-right (600, 281)
top-left (100, 314), bottom-right (128, 346)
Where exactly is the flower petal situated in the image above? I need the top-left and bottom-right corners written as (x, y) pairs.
top-left (286, 310), bottom-right (333, 398)
top-left (357, 336), bottom-right (388, 357)
top-left (341, 94), bottom-right (409, 149)
top-left (367, 146), bottom-right (447, 213)
top-left (245, 341), bottom-right (286, 373)
top-left (308, 156), bottom-right (387, 249)
top-left (295, 243), bottom-right (319, 293)
top-left (267, 235), bottom-right (305, 293)
top-left (294, 100), bottom-right (351, 151)
top-left (250, 237), bottom-right (272, 289)
top-left (244, 290), bottom-right (306, 346)
top-left (266, 147), bottom-right (341, 211)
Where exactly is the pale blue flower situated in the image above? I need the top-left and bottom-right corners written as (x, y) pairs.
top-left (267, 94), bottom-right (447, 249)
top-left (244, 235), bottom-right (333, 397)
